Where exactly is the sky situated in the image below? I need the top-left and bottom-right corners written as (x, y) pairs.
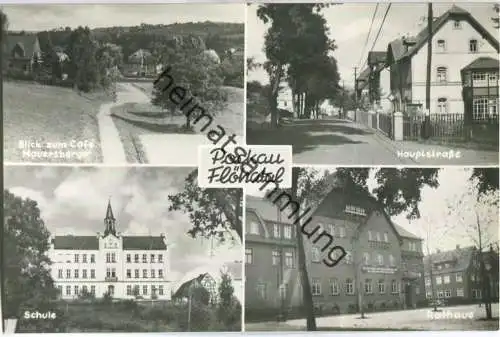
top-left (246, 3), bottom-right (497, 89)
top-left (246, 167), bottom-right (498, 254)
top-left (1, 3), bottom-right (244, 31)
top-left (4, 166), bottom-right (242, 282)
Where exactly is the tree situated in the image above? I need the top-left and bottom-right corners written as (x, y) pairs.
top-left (217, 271), bottom-right (235, 326)
top-left (1, 9), bottom-right (8, 71)
top-left (67, 26), bottom-right (101, 92)
top-left (152, 47), bottom-right (228, 128)
top-left (168, 169), bottom-right (242, 241)
top-left (3, 190), bottom-right (58, 320)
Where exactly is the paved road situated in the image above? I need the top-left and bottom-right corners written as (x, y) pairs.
top-left (246, 304), bottom-right (499, 331)
top-left (98, 83), bottom-right (149, 164)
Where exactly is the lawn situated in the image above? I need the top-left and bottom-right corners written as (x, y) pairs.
top-left (3, 81), bottom-right (109, 163)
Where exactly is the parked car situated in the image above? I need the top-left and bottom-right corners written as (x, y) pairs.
top-left (429, 299), bottom-right (446, 307)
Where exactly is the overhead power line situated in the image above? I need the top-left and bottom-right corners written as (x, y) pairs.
top-left (360, 3), bottom-right (392, 71)
top-left (357, 3), bottom-right (379, 70)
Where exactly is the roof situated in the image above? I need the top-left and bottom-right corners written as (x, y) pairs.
top-left (462, 57), bottom-right (500, 71)
top-left (246, 195), bottom-right (291, 224)
top-left (387, 5), bottom-right (500, 64)
top-left (128, 48), bottom-right (154, 63)
top-left (122, 236), bottom-right (167, 250)
top-left (172, 273), bottom-right (207, 299)
top-left (368, 51), bottom-right (387, 66)
top-left (423, 246), bottom-right (475, 274)
top-left (393, 223), bottom-right (422, 240)
top-left (202, 49), bottom-right (220, 63)
top-left (52, 236), bottom-right (99, 250)
top-left (5, 34), bottom-right (39, 59)
top-left (52, 235), bottom-right (167, 250)
top-left (357, 68), bottom-right (370, 82)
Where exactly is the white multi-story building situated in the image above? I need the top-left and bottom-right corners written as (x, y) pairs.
top-left (48, 201), bottom-right (171, 300)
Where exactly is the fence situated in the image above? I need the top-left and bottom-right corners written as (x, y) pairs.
top-left (378, 113), bottom-right (392, 139)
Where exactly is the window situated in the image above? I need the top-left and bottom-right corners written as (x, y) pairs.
top-left (111, 253), bottom-right (116, 263)
top-left (312, 247), bottom-right (321, 262)
top-left (58, 269), bottom-right (63, 278)
top-left (437, 39), bottom-right (446, 52)
top-left (346, 279), bottom-right (354, 295)
top-left (425, 277), bottom-right (431, 286)
top-left (443, 275), bottom-right (451, 284)
top-left (284, 225), bottom-right (292, 239)
top-left (471, 274), bottom-right (476, 282)
top-left (74, 254), bottom-right (79, 263)
top-left (330, 278), bottom-right (340, 295)
top-left (66, 285), bottom-right (71, 296)
top-left (456, 288), bottom-right (464, 297)
top-left (436, 67), bottom-right (447, 82)
top-left (134, 254), bottom-right (139, 263)
top-left (135, 269), bottom-right (139, 278)
top-left (328, 224), bottom-right (335, 236)
top-left (66, 269), bottom-right (71, 279)
top-left (127, 285), bottom-right (132, 296)
top-left (158, 285), bottom-right (164, 295)
top-left (338, 226), bottom-right (346, 238)
top-left (377, 254), bottom-right (384, 266)
top-left (437, 264), bottom-right (443, 270)
top-left (383, 232), bottom-right (388, 242)
top-left (158, 254), bottom-right (163, 263)
top-left (273, 224), bottom-right (281, 238)
top-left (143, 269), bottom-right (148, 278)
top-left (285, 252), bottom-right (294, 268)
top-left (245, 248), bottom-right (253, 264)
top-left (453, 20), bottom-right (461, 29)
top-left (106, 253), bottom-right (111, 263)
top-left (376, 232), bottom-right (381, 242)
top-left (143, 285), bottom-right (148, 295)
top-left (74, 285), bottom-right (79, 296)
top-left (158, 269), bottom-right (163, 278)
top-left (389, 255), bottom-right (395, 267)
top-left (364, 279), bottom-right (373, 294)
top-left (378, 280), bottom-right (385, 293)
top-left (436, 276), bottom-right (442, 285)
top-left (74, 269), bottom-right (79, 278)
top-left (151, 286), bottom-right (157, 295)
top-left (345, 205), bottom-right (366, 216)
top-left (90, 254), bottom-right (95, 263)
top-left (57, 286), bottom-right (62, 295)
top-left (456, 273), bottom-right (463, 283)
top-left (90, 285), bottom-right (96, 295)
top-left (151, 269), bottom-right (155, 278)
top-left (473, 289), bottom-right (482, 299)
top-left (473, 97), bottom-right (489, 120)
top-left (344, 251), bottom-right (353, 264)
top-left (426, 291), bottom-right (432, 299)
top-left (249, 221), bottom-right (259, 235)
top-left (469, 39), bottom-right (478, 53)
top-left (363, 252), bottom-right (370, 265)
top-left (106, 268), bottom-right (111, 278)
top-left (436, 97), bottom-right (448, 114)
top-left (150, 254), bottom-right (155, 263)
top-left (127, 269), bottom-right (131, 278)
top-left (444, 263), bottom-right (450, 269)
top-left (391, 280), bottom-right (398, 293)
top-left (256, 284), bottom-right (267, 299)
top-left (444, 289), bottom-right (451, 298)
top-left (272, 250), bottom-right (281, 265)
top-left (126, 254), bottom-right (131, 263)
top-left (312, 278), bottom-right (322, 296)
top-left (90, 269), bottom-right (95, 279)
top-left (142, 254), bottom-right (147, 263)
top-left (82, 254), bottom-right (87, 263)
top-left (438, 291), bottom-right (444, 298)
top-left (82, 269), bottom-right (87, 279)
top-left (368, 230), bottom-right (373, 241)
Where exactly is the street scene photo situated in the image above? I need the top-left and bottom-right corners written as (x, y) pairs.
top-left (3, 166), bottom-right (242, 332)
top-left (246, 3), bottom-right (499, 165)
top-left (1, 4), bottom-right (244, 165)
top-left (244, 167), bottom-right (499, 331)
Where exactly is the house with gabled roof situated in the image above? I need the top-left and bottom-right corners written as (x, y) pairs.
top-left (385, 5), bottom-right (499, 117)
top-left (5, 34), bottom-right (42, 73)
top-left (48, 200), bottom-right (171, 301)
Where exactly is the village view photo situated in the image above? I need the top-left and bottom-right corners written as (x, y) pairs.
top-left (1, 3), bottom-right (244, 165)
top-left (246, 3), bottom-right (499, 165)
top-left (2, 166), bottom-right (243, 332)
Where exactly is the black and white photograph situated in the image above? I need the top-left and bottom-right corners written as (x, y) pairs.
top-left (1, 4), bottom-right (244, 165)
top-left (246, 3), bottom-right (499, 165)
top-left (2, 166), bottom-right (242, 332)
top-left (244, 167), bottom-right (499, 331)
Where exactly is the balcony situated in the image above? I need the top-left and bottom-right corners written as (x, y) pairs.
top-left (105, 276), bottom-right (118, 282)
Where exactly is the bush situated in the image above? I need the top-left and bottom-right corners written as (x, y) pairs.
top-left (4, 67), bottom-right (35, 81)
top-left (347, 303), bottom-right (357, 314)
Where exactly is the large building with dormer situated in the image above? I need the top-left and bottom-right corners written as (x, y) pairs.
top-left (48, 201), bottom-right (171, 300)
top-left (245, 180), bottom-right (424, 316)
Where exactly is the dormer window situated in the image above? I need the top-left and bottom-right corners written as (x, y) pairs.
top-left (453, 20), bottom-right (461, 29)
top-left (249, 221), bottom-right (259, 235)
top-left (469, 39), bottom-right (478, 53)
top-left (345, 205), bottom-right (366, 216)
top-left (437, 39), bottom-right (446, 52)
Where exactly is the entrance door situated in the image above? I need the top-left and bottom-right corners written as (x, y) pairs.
top-left (405, 283), bottom-right (412, 309)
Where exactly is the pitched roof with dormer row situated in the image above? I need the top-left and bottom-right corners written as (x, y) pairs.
top-left (387, 5), bottom-right (500, 64)
top-left (51, 235), bottom-right (167, 250)
top-left (423, 246), bottom-right (475, 275)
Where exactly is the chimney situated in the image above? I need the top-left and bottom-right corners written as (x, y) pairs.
top-left (402, 34), bottom-right (416, 52)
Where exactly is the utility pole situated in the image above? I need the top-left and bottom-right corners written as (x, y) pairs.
top-left (342, 80), bottom-right (345, 119)
top-left (354, 67), bottom-right (358, 121)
